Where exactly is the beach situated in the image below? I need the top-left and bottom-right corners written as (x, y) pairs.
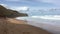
top-left (0, 17), bottom-right (60, 34)
top-left (16, 17), bottom-right (60, 34)
top-left (27, 21), bottom-right (60, 34)
top-left (0, 18), bottom-right (51, 34)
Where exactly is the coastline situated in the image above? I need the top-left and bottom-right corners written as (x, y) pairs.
top-left (26, 20), bottom-right (60, 34)
top-left (0, 18), bottom-right (51, 34)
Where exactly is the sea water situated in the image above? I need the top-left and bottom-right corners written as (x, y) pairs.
top-left (16, 15), bottom-right (60, 34)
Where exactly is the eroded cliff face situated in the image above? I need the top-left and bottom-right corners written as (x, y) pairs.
top-left (0, 18), bottom-right (51, 34)
top-left (0, 5), bottom-right (28, 18)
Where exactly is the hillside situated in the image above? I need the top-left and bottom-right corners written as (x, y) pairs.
top-left (0, 5), bottom-right (28, 18)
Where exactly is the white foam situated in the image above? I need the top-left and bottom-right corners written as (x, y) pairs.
top-left (31, 15), bottom-right (60, 20)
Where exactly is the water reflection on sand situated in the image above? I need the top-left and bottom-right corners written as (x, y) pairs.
top-left (27, 21), bottom-right (60, 34)
top-left (16, 17), bottom-right (60, 34)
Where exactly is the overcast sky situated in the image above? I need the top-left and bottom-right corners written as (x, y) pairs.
top-left (0, 0), bottom-right (60, 10)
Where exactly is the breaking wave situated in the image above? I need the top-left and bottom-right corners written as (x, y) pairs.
top-left (31, 15), bottom-right (60, 20)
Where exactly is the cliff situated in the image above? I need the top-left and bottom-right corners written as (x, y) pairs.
top-left (0, 5), bottom-right (28, 18)
top-left (0, 5), bottom-right (51, 34)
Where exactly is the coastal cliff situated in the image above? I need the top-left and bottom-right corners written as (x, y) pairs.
top-left (0, 5), bottom-right (28, 18)
top-left (0, 5), bottom-right (51, 34)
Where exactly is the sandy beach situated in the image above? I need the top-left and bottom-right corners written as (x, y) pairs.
top-left (0, 18), bottom-right (51, 34)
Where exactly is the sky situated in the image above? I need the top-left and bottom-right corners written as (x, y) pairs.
top-left (0, 0), bottom-right (60, 10)
top-left (0, 0), bottom-right (60, 16)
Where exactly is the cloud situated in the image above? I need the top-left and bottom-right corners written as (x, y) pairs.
top-left (5, 0), bottom-right (30, 2)
top-left (0, 4), bottom-right (7, 6)
top-left (5, 0), bottom-right (60, 6)
top-left (0, 4), bottom-right (9, 9)
top-left (36, 0), bottom-right (60, 6)
top-left (0, 3), bottom-right (29, 11)
top-left (4, 0), bottom-right (60, 6)
top-left (11, 6), bottom-right (29, 11)
top-left (5, 0), bottom-right (20, 2)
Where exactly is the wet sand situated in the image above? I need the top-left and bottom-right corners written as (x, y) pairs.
top-left (27, 21), bottom-right (60, 34)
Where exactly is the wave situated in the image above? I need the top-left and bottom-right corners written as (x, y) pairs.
top-left (31, 15), bottom-right (60, 20)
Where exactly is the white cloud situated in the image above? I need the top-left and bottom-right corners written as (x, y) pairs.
top-left (11, 6), bottom-right (29, 11)
top-left (5, 0), bottom-right (20, 1)
top-left (5, 0), bottom-right (60, 6)
top-left (5, 0), bottom-right (28, 2)
top-left (0, 4), bottom-right (7, 6)
top-left (0, 4), bottom-right (9, 9)
top-left (37, 0), bottom-right (60, 6)
top-left (0, 4), bottom-right (29, 11)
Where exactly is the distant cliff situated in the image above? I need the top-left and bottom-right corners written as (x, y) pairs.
top-left (0, 5), bottom-right (28, 18)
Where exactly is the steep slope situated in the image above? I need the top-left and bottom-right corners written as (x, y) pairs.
top-left (0, 5), bottom-right (28, 18)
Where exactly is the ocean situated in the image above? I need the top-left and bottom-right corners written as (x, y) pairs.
top-left (16, 15), bottom-right (60, 34)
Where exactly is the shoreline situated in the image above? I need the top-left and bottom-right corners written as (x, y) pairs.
top-left (0, 18), bottom-right (51, 34)
top-left (26, 20), bottom-right (60, 34)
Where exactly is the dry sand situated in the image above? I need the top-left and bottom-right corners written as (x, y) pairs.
top-left (0, 18), bottom-right (51, 34)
